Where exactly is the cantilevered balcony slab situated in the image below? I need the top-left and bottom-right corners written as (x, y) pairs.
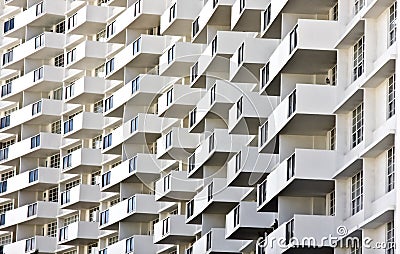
top-left (4, 236), bottom-right (57, 254)
top-left (60, 184), bottom-right (100, 210)
top-left (63, 112), bottom-right (103, 139)
top-left (154, 215), bottom-right (200, 244)
top-left (58, 221), bottom-right (99, 246)
top-left (61, 148), bottom-right (102, 174)
top-left (231, 0), bottom-right (268, 32)
top-left (155, 171), bottom-right (202, 201)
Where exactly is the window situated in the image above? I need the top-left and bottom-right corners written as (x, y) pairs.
top-left (25, 237), bottom-right (35, 252)
top-left (212, 0), bottom-right (218, 8)
top-left (64, 118), bottom-right (73, 134)
top-left (166, 88), bottom-right (173, 106)
top-left (89, 206), bottom-right (99, 222)
top-left (66, 48), bottom-right (76, 65)
top-left (88, 243), bottom-right (98, 254)
top-left (192, 17), bottom-right (199, 37)
top-left (62, 153), bottom-right (72, 169)
top-left (263, 5), bottom-right (271, 31)
top-left (96, 29), bottom-right (106, 42)
top-left (64, 214), bottom-right (78, 226)
top-left (387, 146), bottom-right (395, 192)
top-left (235, 152), bottom-right (241, 172)
top-left (163, 174), bottom-right (171, 192)
top-left (36, 2), bottom-right (43, 16)
top-left (329, 3), bottom-right (338, 21)
top-left (94, 100), bottom-right (104, 113)
top-left (0, 234), bottom-right (12, 246)
top-left (0, 202), bottom-right (13, 214)
top-left (34, 33), bottom-right (44, 48)
top-left (106, 21), bottom-right (115, 38)
top-left (206, 231), bottom-right (212, 251)
top-left (208, 133), bottom-right (215, 152)
top-left (3, 17), bottom-right (14, 33)
top-left (47, 221), bottom-right (57, 237)
top-left (59, 226), bottom-right (68, 241)
top-left (354, 0), bottom-right (365, 15)
top-left (239, 0), bottom-right (245, 12)
top-left (162, 217), bottom-right (170, 235)
top-left (351, 170), bottom-right (363, 215)
top-left (210, 84), bottom-right (216, 104)
top-left (260, 121), bottom-right (268, 146)
top-left (126, 237), bottom-right (134, 253)
top-left (167, 45), bottom-right (175, 64)
top-left (55, 20), bottom-right (65, 34)
top-left (388, 74), bottom-right (395, 118)
top-left (49, 153), bottom-right (60, 168)
top-left (33, 67), bottom-right (43, 81)
top-left (329, 127), bottom-right (336, 150)
top-left (0, 115), bottom-right (10, 129)
top-left (207, 182), bottom-right (213, 201)
top-left (53, 87), bottom-right (63, 100)
top-left (108, 235), bottom-right (118, 246)
top-left (191, 62), bottom-right (198, 82)
top-left (237, 43), bottom-right (244, 65)
top-left (289, 25), bottom-right (298, 53)
top-left (102, 171), bottom-right (111, 187)
top-left (132, 37), bottom-right (141, 55)
top-left (189, 108), bottom-right (196, 128)
top-left (30, 134), bottom-right (40, 149)
top-left (386, 221), bottom-right (395, 254)
top-left (0, 171), bottom-right (13, 182)
top-left (48, 187), bottom-right (58, 202)
top-left (104, 96), bottom-right (113, 112)
top-left (351, 103), bottom-right (364, 148)
top-left (236, 97), bottom-right (243, 119)
top-left (350, 246), bottom-right (361, 254)
top-left (165, 131), bottom-right (172, 148)
top-left (329, 65), bottom-right (337, 86)
top-left (389, 2), bottom-right (397, 46)
top-left (32, 100), bottom-right (42, 115)
top-left (188, 153), bottom-right (195, 173)
top-left (105, 58), bottom-right (114, 75)
top-left (29, 168), bottom-right (38, 182)
top-left (186, 199), bottom-right (194, 218)
top-left (286, 153), bottom-right (295, 180)
top-left (95, 64), bottom-right (105, 77)
top-left (211, 36), bottom-right (217, 56)
top-left (67, 13), bottom-right (77, 30)
top-left (66, 179), bottom-right (80, 190)
top-left (133, 0), bottom-right (141, 16)
top-left (353, 36), bottom-right (365, 81)
top-left (127, 196), bottom-right (136, 213)
top-left (63, 250), bottom-right (77, 254)
top-left (27, 203), bottom-right (37, 217)
top-left (131, 76), bottom-right (140, 94)
top-left (169, 3), bottom-right (176, 22)
top-left (131, 117), bottom-right (138, 133)
top-left (260, 63), bottom-right (270, 89)
top-left (285, 219), bottom-right (294, 245)
top-left (328, 190), bottom-right (335, 216)
top-left (103, 133), bottom-right (112, 149)
top-left (92, 135), bottom-right (102, 149)
top-left (233, 205), bottom-right (240, 227)
top-left (2, 49), bottom-right (13, 65)
top-left (91, 171), bottom-right (101, 185)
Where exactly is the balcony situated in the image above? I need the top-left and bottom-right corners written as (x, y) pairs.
top-left (62, 148), bottom-right (102, 174)
top-left (4, 0), bottom-right (65, 39)
top-left (156, 127), bottom-right (201, 160)
top-left (0, 167), bottom-right (58, 198)
top-left (189, 80), bottom-right (243, 133)
top-left (155, 171), bottom-right (202, 201)
top-left (3, 236), bottom-right (57, 254)
top-left (160, 0), bottom-right (203, 36)
top-left (1, 66), bottom-right (63, 102)
top-left (66, 5), bottom-right (110, 35)
top-left (106, 0), bottom-right (165, 43)
top-left (259, 84), bottom-right (336, 153)
top-left (191, 0), bottom-right (236, 43)
top-left (265, 215), bottom-right (336, 254)
top-left (231, 0), bottom-right (268, 32)
top-left (154, 215), bottom-right (200, 244)
top-left (226, 202), bottom-right (277, 239)
top-left (159, 42), bottom-right (203, 77)
top-left (2, 32), bottom-right (65, 70)
top-left (63, 112), bottom-right (103, 139)
top-left (0, 132), bottom-right (61, 164)
top-left (261, 20), bottom-right (338, 95)
top-left (190, 31), bottom-right (256, 88)
top-left (64, 76), bottom-right (107, 104)
top-left (257, 149), bottom-right (335, 212)
top-left (99, 194), bottom-right (165, 230)
top-left (158, 85), bottom-right (205, 118)
top-left (186, 178), bottom-right (252, 224)
top-left (260, 0), bottom-right (337, 39)
top-left (65, 40), bottom-right (110, 70)
top-left (102, 113), bottom-right (179, 154)
top-left (0, 99), bottom-right (62, 133)
top-left (0, 201), bottom-right (58, 231)
top-left (106, 35), bottom-right (178, 80)
top-left (227, 146), bottom-right (279, 186)
top-left (58, 221), bottom-right (99, 246)
top-left (101, 153), bottom-right (170, 192)
top-left (60, 184), bottom-right (100, 210)
top-left (103, 235), bottom-right (167, 254)
top-left (188, 129), bottom-right (251, 178)
top-left (191, 228), bottom-right (250, 254)
top-left (229, 38), bottom-right (278, 83)
top-left (103, 74), bottom-right (178, 117)
top-left (228, 93), bottom-right (278, 135)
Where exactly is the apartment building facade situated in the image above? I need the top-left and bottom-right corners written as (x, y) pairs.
top-left (0, 0), bottom-right (398, 254)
